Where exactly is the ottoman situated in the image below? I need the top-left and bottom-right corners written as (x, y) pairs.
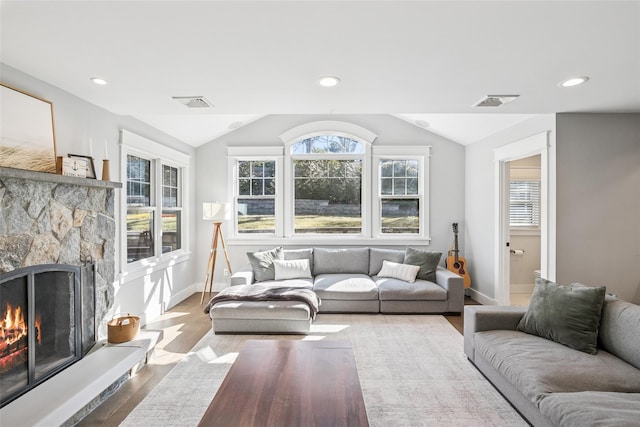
top-left (209, 300), bottom-right (313, 334)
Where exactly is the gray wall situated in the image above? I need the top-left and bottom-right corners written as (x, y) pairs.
top-left (556, 113), bottom-right (640, 304)
top-left (1, 63), bottom-right (198, 324)
top-left (465, 115), bottom-right (556, 303)
top-left (195, 114), bottom-right (466, 289)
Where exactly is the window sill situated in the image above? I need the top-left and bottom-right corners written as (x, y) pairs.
top-left (227, 236), bottom-right (431, 247)
top-left (119, 250), bottom-right (191, 284)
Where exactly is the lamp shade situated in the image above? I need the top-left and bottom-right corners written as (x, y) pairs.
top-left (203, 202), bottom-right (230, 221)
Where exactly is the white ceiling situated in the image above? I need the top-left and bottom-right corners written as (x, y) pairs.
top-left (1, 1), bottom-right (639, 146)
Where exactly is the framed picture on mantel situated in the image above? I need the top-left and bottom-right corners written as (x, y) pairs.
top-left (0, 83), bottom-right (57, 173)
top-left (68, 154), bottom-right (96, 179)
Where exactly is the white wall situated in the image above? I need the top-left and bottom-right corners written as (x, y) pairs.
top-left (1, 63), bottom-right (198, 325)
top-left (465, 115), bottom-right (555, 304)
top-left (556, 113), bottom-right (640, 304)
top-left (194, 114), bottom-right (466, 290)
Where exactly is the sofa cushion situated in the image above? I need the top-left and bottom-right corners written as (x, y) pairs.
top-left (273, 259), bottom-right (312, 280)
top-left (403, 247), bottom-right (441, 282)
top-left (474, 330), bottom-right (640, 405)
top-left (377, 260), bottom-right (420, 283)
top-left (247, 247), bottom-right (284, 282)
top-left (313, 274), bottom-right (378, 300)
top-left (313, 248), bottom-right (369, 275)
top-left (368, 248), bottom-right (405, 276)
top-left (599, 297), bottom-right (640, 370)
top-left (538, 391), bottom-right (640, 427)
top-left (516, 278), bottom-right (606, 354)
top-left (376, 277), bottom-right (447, 301)
top-left (283, 248), bottom-right (313, 265)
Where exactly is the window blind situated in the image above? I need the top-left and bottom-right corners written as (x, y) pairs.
top-left (510, 180), bottom-right (540, 226)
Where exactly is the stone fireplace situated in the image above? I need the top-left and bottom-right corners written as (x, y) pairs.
top-left (0, 166), bottom-right (121, 407)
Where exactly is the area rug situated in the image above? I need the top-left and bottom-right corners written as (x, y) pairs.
top-left (120, 314), bottom-right (527, 426)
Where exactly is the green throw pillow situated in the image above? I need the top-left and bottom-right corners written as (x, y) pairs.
top-left (403, 247), bottom-right (442, 282)
top-left (516, 278), bottom-right (606, 354)
top-left (246, 247), bottom-right (283, 282)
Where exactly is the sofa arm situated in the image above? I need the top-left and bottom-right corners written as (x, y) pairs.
top-left (463, 305), bottom-right (527, 361)
top-left (435, 267), bottom-right (464, 313)
top-left (230, 265), bottom-right (254, 286)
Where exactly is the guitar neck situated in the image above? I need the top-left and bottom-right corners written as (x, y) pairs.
top-left (453, 234), bottom-right (460, 262)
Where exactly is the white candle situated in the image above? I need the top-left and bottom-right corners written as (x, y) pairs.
top-left (104, 139), bottom-right (108, 160)
top-left (89, 137), bottom-right (93, 157)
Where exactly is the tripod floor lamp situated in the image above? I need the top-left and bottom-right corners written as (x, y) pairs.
top-left (201, 202), bottom-right (233, 304)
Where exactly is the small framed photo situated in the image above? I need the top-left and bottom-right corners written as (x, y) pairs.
top-left (68, 154), bottom-right (96, 179)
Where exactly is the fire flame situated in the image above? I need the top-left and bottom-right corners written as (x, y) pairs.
top-left (0, 303), bottom-right (41, 348)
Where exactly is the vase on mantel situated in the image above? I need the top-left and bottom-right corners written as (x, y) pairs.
top-left (102, 159), bottom-right (110, 181)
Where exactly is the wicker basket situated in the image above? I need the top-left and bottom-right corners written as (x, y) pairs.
top-left (107, 314), bottom-right (140, 343)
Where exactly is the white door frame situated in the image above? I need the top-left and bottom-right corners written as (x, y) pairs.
top-left (494, 132), bottom-right (554, 305)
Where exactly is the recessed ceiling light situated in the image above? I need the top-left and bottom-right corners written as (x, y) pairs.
top-left (559, 76), bottom-right (589, 87)
top-left (319, 76), bottom-right (341, 87)
top-left (229, 121), bottom-right (243, 130)
top-left (90, 77), bottom-right (107, 85)
top-left (415, 120), bottom-right (430, 128)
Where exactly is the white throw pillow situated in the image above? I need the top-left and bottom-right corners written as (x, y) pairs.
top-left (273, 259), bottom-right (312, 280)
top-left (377, 260), bottom-right (420, 283)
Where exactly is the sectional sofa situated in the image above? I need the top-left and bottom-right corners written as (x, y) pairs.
top-left (464, 293), bottom-right (640, 426)
top-left (207, 247), bottom-right (464, 334)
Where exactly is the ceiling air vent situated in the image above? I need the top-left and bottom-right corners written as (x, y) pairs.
top-left (473, 95), bottom-right (520, 108)
top-left (172, 96), bottom-right (214, 108)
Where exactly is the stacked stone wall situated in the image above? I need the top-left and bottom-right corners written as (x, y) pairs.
top-left (0, 168), bottom-right (120, 339)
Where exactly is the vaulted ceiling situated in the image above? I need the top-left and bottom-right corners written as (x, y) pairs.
top-left (2, 1), bottom-right (638, 146)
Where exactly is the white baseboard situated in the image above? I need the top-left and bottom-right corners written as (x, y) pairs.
top-left (166, 283), bottom-right (200, 311)
top-left (510, 284), bottom-right (534, 294)
top-left (467, 287), bottom-right (498, 306)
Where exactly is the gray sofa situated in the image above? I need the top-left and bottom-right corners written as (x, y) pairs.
top-left (209, 247), bottom-right (464, 334)
top-left (464, 297), bottom-right (640, 427)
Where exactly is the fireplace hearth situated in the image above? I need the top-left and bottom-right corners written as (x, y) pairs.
top-left (0, 263), bottom-right (96, 408)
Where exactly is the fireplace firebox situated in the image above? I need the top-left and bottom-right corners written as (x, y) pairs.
top-left (0, 263), bottom-right (96, 407)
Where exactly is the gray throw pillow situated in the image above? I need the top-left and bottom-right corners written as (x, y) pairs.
top-left (403, 247), bottom-right (442, 282)
top-left (246, 247), bottom-right (283, 282)
top-left (516, 278), bottom-right (606, 354)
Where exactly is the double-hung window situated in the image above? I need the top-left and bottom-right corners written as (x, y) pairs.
top-left (237, 160), bottom-right (277, 234)
top-left (373, 146), bottom-right (428, 239)
top-left (379, 159), bottom-right (420, 234)
top-left (122, 130), bottom-right (189, 267)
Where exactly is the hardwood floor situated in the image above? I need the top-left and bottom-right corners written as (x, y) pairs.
top-left (78, 293), bottom-right (479, 425)
top-left (77, 293), bottom-right (211, 427)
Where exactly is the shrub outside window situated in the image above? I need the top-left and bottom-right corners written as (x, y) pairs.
top-left (291, 136), bottom-right (364, 235)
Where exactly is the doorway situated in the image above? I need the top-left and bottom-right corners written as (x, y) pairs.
top-left (507, 155), bottom-right (541, 306)
top-left (494, 132), bottom-right (553, 306)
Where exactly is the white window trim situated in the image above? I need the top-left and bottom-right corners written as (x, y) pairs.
top-left (227, 147), bottom-right (284, 239)
top-left (119, 130), bottom-right (191, 278)
top-left (225, 124), bottom-right (432, 246)
top-left (372, 146), bottom-right (431, 241)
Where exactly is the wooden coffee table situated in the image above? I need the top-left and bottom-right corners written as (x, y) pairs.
top-left (198, 339), bottom-right (369, 427)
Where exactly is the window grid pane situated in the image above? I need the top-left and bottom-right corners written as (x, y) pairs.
top-left (127, 155), bottom-right (151, 207)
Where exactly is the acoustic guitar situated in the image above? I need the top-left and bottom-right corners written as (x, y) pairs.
top-left (446, 223), bottom-right (471, 289)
